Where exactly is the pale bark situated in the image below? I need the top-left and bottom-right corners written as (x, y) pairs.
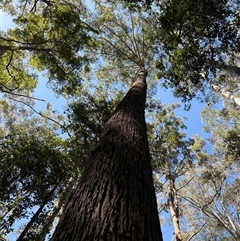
top-left (211, 84), bottom-right (240, 106)
top-left (167, 177), bottom-right (182, 241)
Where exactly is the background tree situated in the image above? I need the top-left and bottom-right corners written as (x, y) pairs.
top-left (1, 0), bottom-right (95, 98)
top-left (176, 97), bottom-right (240, 240)
top-left (155, 0), bottom-right (240, 105)
top-left (1, 0), bottom-right (240, 240)
top-left (147, 102), bottom-right (195, 241)
top-left (0, 99), bottom-right (79, 240)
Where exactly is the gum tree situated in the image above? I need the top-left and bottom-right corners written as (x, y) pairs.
top-left (50, 1), bottom-right (165, 240)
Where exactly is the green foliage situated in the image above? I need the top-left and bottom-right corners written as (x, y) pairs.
top-left (147, 100), bottom-right (195, 228)
top-left (0, 39), bottom-right (37, 96)
top-left (156, 0), bottom-right (240, 103)
top-left (0, 100), bottom-right (80, 239)
top-left (1, 0), bottom-right (96, 96)
top-left (119, 0), bottom-right (154, 9)
top-left (84, 0), bottom-right (162, 91)
top-left (225, 130), bottom-right (240, 162)
top-left (201, 102), bottom-right (240, 166)
top-left (1, 0), bottom-right (240, 240)
top-left (64, 92), bottom-right (115, 170)
top-left (149, 102), bottom-right (194, 172)
top-left (178, 99), bottom-right (240, 240)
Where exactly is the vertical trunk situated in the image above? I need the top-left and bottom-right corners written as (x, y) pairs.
top-left (37, 179), bottom-right (75, 241)
top-left (51, 68), bottom-right (163, 241)
top-left (167, 177), bottom-right (182, 241)
top-left (211, 84), bottom-right (240, 106)
top-left (1, 190), bottom-right (28, 220)
top-left (17, 184), bottom-right (58, 241)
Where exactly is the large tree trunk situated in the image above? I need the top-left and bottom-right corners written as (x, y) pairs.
top-left (51, 68), bottom-right (163, 241)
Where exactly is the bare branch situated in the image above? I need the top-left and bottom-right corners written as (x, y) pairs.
top-left (1, 86), bottom-right (45, 101)
top-left (0, 45), bottom-right (52, 52)
top-left (0, 36), bottom-right (49, 46)
top-left (101, 23), bottom-right (140, 63)
top-left (177, 177), bottom-right (195, 191)
top-left (8, 96), bottom-right (63, 128)
top-left (129, 10), bottom-right (142, 63)
top-left (102, 37), bottom-right (140, 66)
top-left (187, 223), bottom-right (206, 241)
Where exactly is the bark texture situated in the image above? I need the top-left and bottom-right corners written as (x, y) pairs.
top-left (211, 84), bottom-right (240, 106)
top-left (51, 68), bottom-right (163, 241)
top-left (167, 178), bottom-right (182, 241)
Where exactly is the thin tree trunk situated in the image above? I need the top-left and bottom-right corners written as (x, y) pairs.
top-left (37, 179), bottom-right (75, 241)
top-left (211, 84), bottom-right (240, 106)
top-left (200, 71), bottom-right (240, 106)
top-left (1, 190), bottom-right (28, 220)
top-left (167, 177), bottom-right (182, 241)
top-left (51, 68), bottom-right (163, 241)
top-left (17, 183), bottom-right (58, 241)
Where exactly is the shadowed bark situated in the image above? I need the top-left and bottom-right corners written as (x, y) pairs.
top-left (51, 67), bottom-right (163, 241)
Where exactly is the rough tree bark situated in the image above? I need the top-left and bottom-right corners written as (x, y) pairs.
top-left (51, 68), bottom-right (163, 241)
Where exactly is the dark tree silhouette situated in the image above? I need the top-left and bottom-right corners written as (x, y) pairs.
top-left (51, 67), bottom-right (163, 241)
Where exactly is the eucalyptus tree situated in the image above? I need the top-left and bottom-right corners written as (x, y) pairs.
top-left (2, 0), bottom-right (240, 115)
top-left (175, 99), bottom-right (240, 240)
top-left (199, 51), bottom-right (240, 107)
top-left (156, 0), bottom-right (240, 102)
top-left (0, 99), bottom-right (81, 240)
top-left (147, 102), bottom-right (195, 241)
top-left (1, 1), bottom-right (158, 240)
top-left (120, 0), bottom-right (240, 110)
top-left (178, 142), bottom-right (240, 240)
top-left (19, 0), bottom-right (240, 239)
top-left (0, 2), bottom-right (100, 237)
top-left (2, 0), bottom-right (240, 240)
top-left (1, 0), bottom-right (95, 98)
top-left (0, 91), bottom-right (120, 240)
top-left (50, 0), bottom-right (166, 239)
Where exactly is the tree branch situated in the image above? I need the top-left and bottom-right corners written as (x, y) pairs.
top-left (1, 85), bottom-right (45, 101)
top-left (8, 96), bottom-right (63, 128)
top-left (187, 222), bottom-right (206, 241)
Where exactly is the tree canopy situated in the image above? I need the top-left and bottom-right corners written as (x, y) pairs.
top-left (0, 0), bottom-right (240, 240)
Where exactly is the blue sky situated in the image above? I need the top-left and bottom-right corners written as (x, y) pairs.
top-left (1, 7), bottom-right (210, 241)
top-left (0, 8), bottom-right (208, 138)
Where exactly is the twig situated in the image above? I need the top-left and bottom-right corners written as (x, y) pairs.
top-left (8, 96), bottom-right (61, 126)
top-left (2, 87), bottom-right (45, 102)
top-left (187, 223), bottom-right (206, 241)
